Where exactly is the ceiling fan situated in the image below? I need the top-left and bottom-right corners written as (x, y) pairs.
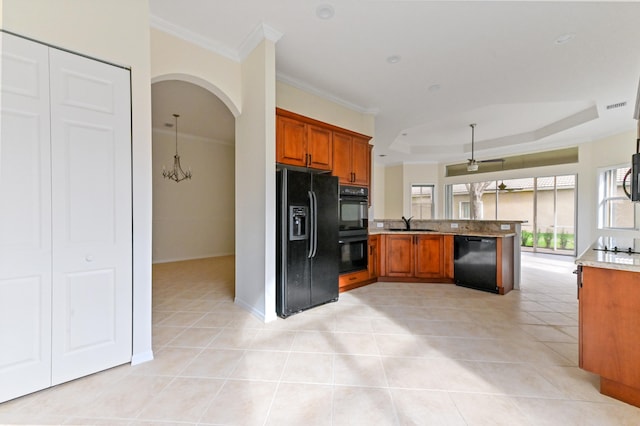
top-left (467, 123), bottom-right (504, 171)
top-left (497, 181), bottom-right (523, 192)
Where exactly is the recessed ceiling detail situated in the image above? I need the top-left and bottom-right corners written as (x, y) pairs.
top-left (149, 1), bottom-right (640, 165)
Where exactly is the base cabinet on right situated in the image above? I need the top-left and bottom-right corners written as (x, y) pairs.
top-left (579, 265), bottom-right (640, 408)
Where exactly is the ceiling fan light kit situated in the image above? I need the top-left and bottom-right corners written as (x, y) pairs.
top-left (466, 123), bottom-right (504, 172)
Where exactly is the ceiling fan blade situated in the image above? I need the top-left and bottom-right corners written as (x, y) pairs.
top-left (478, 158), bottom-right (505, 163)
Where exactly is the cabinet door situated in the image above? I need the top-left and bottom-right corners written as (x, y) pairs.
top-left (276, 115), bottom-right (307, 167)
top-left (580, 266), bottom-right (640, 387)
top-left (385, 234), bottom-right (414, 277)
top-left (368, 235), bottom-right (379, 279)
top-left (351, 136), bottom-right (370, 186)
top-left (414, 235), bottom-right (443, 278)
top-left (332, 131), bottom-right (353, 184)
top-left (0, 33), bottom-right (53, 403)
top-left (307, 124), bottom-right (332, 170)
top-left (50, 48), bottom-right (132, 385)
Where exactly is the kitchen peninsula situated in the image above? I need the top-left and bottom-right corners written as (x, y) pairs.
top-left (339, 219), bottom-right (522, 294)
top-left (575, 237), bottom-right (640, 408)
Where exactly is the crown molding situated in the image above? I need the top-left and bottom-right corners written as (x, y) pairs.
top-left (238, 23), bottom-right (283, 61)
top-left (150, 14), bottom-right (240, 62)
top-left (277, 72), bottom-right (379, 116)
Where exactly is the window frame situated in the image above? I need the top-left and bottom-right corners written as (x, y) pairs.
top-left (410, 183), bottom-right (435, 219)
top-left (597, 165), bottom-right (637, 230)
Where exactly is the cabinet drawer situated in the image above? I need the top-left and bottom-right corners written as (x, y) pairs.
top-left (339, 269), bottom-right (371, 291)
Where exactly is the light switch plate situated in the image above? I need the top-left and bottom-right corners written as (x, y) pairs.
top-left (500, 224), bottom-right (511, 230)
top-left (376, 222), bottom-right (384, 228)
top-left (450, 223), bottom-right (458, 229)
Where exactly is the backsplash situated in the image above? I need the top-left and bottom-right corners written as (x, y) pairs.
top-left (369, 219), bottom-right (523, 235)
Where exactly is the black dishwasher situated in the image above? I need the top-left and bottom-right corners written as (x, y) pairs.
top-left (453, 235), bottom-right (498, 293)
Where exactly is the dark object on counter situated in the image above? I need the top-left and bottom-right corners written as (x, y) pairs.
top-left (454, 235), bottom-right (498, 293)
top-left (276, 168), bottom-right (339, 318)
top-left (401, 215), bottom-right (413, 230)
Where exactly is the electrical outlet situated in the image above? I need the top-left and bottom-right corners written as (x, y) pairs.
top-left (500, 224), bottom-right (511, 230)
top-left (450, 223), bottom-right (458, 229)
top-left (376, 222), bottom-right (384, 228)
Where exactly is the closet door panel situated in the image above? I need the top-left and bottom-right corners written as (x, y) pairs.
top-left (49, 48), bottom-right (132, 385)
top-left (0, 33), bottom-right (52, 403)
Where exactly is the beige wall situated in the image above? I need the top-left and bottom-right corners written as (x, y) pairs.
top-left (2, 0), bottom-right (154, 363)
top-left (276, 81), bottom-right (375, 137)
top-left (372, 163), bottom-right (386, 219)
top-left (152, 129), bottom-right (235, 262)
top-left (150, 29), bottom-right (242, 116)
top-left (236, 39), bottom-right (278, 321)
top-left (384, 165), bottom-right (404, 219)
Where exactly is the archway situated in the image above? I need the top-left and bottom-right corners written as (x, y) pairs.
top-left (150, 78), bottom-right (236, 275)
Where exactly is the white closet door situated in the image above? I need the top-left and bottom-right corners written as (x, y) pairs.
top-left (0, 33), bottom-right (53, 402)
top-left (49, 48), bottom-right (132, 384)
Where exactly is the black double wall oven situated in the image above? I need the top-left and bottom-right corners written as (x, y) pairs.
top-left (338, 185), bottom-right (368, 274)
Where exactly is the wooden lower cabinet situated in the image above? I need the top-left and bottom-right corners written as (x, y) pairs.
top-left (379, 234), bottom-right (454, 283)
top-left (368, 235), bottom-right (379, 279)
top-left (579, 265), bottom-right (640, 408)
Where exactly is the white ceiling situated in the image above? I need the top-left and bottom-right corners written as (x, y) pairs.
top-left (149, 0), bottom-right (640, 166)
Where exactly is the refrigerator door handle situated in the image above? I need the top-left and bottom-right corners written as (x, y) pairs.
top-left (308, 191), bottom-right (315, 258)
top-left (311, 190), bottom-right (319, 258)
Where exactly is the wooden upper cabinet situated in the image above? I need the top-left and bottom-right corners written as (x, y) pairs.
top-left (276, 115), bottom-right (307, 167)
top-left (276, 108), bottom-right (371, 179)
top-left (306, 124), bottom-right (332, 170)
top-left (276, 113), bottom-right (332, 171)
top-left (332, 132), bottom-right (353, 183)
top-left (333, 132), bottom-right (371, 186)
top-left (351, 136), bottom-right (370, 186)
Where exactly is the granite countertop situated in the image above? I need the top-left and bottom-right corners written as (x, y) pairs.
top-left (369, 229), bottom-right (517, 238)
top-left (576, 237), bottom-right (640, 273)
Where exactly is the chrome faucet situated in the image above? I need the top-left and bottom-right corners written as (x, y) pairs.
top-left (401, 216), bottom-right (413, 230)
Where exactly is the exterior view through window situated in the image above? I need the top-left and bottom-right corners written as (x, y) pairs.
top-left (411, 184), bottom-right (434, 219)
top-left (598, 166), bottom-right (636, 230)
top-left (446, 175), bottom-right (577, 255)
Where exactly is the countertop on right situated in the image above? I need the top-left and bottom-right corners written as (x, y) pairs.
top-left (575, 237), bottom-right (640, 273)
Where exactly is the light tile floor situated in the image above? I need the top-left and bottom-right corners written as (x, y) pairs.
top-left (2, 253), bottom-right (640, 425)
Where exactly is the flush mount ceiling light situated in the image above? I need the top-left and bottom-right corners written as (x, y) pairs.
top-left (386, 55), bottom-right (401, 64)
top-left (316, 4), bottom-right (334, 19)
top-left (554, 33), bottom-right (575, 45)
top-left (162, 113), bottom-right (192, 183)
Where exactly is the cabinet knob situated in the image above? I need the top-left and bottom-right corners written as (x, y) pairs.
top-left (85, 255), bottom-right (94, 262)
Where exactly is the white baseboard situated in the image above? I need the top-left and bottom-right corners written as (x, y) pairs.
top-left (152, 253), bottom-right (234, 264)
top-left (131, 350), bottom-right (154, 366)
top-left (234, 297), bottom-right (278, 323)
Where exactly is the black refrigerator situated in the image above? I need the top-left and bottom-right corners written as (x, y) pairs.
top-left (276, 168), bottom-right (339, 318)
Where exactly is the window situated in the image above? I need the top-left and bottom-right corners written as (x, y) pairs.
top-left (598, 166), bottom-right (636, 229)
top-left (411, 184), bottom-right (434, 219)
top-left (446, 174), bottom-right (577, 255)
top-left (458, 201), bottom-right (484, 219)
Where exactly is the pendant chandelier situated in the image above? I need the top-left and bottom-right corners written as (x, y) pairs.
top-left (162, 113), bottom-right (192, 182)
